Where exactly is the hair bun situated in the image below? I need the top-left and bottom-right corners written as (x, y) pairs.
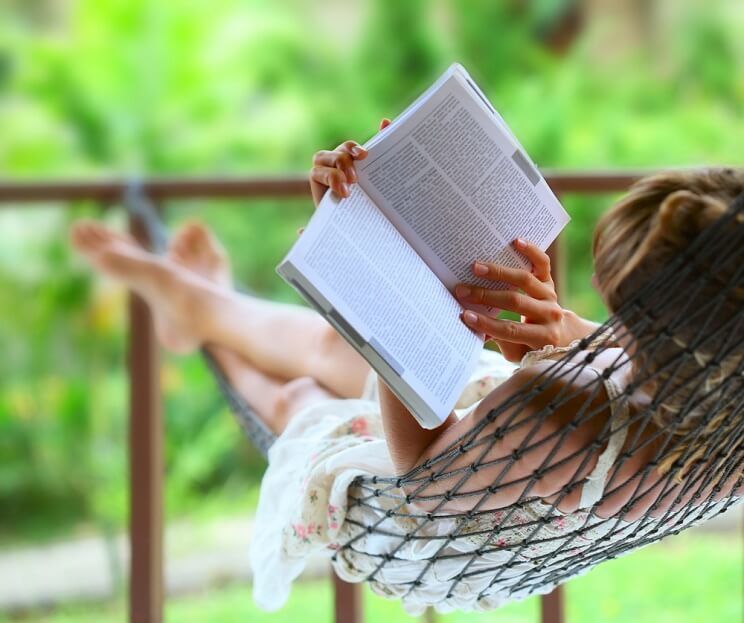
top-left (655, 189), bottom-right (727, 249)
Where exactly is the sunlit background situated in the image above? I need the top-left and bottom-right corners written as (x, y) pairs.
top-left (0, 1), bottom-right (742, 622)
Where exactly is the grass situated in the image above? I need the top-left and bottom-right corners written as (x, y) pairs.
top-left (3, 532), bottom-right (740, 623)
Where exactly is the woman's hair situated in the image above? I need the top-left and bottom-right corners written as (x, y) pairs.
top-left (592, 168), bottom-right (743, 482)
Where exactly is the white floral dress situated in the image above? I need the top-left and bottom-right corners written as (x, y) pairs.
top-left (249, 345), bottom-right (737, 615)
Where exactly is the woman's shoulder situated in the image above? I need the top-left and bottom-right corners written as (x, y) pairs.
top-left (476, 355), bottom-right (611, 434)
top-left (512, 353), bottom-right (608, 395)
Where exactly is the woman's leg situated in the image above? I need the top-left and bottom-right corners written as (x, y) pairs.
top-left (209, 345), bottom-right (338, 435)
top-left (70, 221), bottom-right (371, 398)
top-left (203, 294), bottom-right (370, 398)
top-left (168, 222), bottom-right (341, 434)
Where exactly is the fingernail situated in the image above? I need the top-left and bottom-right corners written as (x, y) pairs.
top-left (515, 238), bottom-right (526, 249)
top-left (473, 262), bottom-right (488, 276)
top-left (455, 285), bottom-right (471, 298)
top-left (463, 311), bottom-right (478, 324)
top-left (341, 183), bottom-right (349, 196)
top-left (351, 146), bottom-right (365, 157)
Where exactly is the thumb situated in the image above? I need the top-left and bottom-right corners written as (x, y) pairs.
top-left (492, 340), bottom-right (527, 364)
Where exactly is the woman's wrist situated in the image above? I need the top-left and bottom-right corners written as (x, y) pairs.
top-left (560, 310), bottom-right (600, 346)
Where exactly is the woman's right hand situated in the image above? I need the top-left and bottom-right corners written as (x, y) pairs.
top-left (309, 119), bottom-right (391, 207)
top-left (456, 239), bottom-right (599, 362)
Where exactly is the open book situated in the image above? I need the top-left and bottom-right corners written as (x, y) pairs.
top-left (278, 63), bottom-right (569, 429)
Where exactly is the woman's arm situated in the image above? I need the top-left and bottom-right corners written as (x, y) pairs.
top-left (382, 362), bottom-right (610, 513)
top-left (377, 380), bottom-right (458, 474)
top-left (380, 360), bottom-right (689, 520)
top-left (390, 362), bottom-right (608, 512)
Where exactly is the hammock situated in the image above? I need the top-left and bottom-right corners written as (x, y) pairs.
top-left (123, 184), bottom-right (743, 607)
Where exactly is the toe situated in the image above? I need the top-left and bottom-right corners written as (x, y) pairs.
top-left (74, 222), bottom-right (139, 254)
top-left (71, 221), bottom-right (105, 251)
top-left (90, 225), bottom-right (108, 245)
top-left (171, 220), bottom-right (217, 265)
top-left (70, 222), bottom-right (88, 248)
top-left (185, 221), bottom-right (213, 256)
top-left (188, 221), bottom-right (211, 244)
top-left (171, 221), bottom-right (204, 254)
top-left (169, 235), bottom-right (187, 260)
top-left (195, 224), bottom-right (226, 261)
top-left (182, 221), bottom-right (203, 242)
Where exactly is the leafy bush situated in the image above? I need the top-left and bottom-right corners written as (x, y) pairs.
top-left (0, 0), bottom-right (742, 541)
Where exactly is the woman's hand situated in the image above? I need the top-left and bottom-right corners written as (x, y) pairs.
top-left (455, 239), bottom-right (598, 362)
top-left (308, 119), bottom-right (392, 207)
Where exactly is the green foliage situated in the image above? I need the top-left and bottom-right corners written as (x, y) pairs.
top-left (0, 0), bottom-right (742, 542)
top-left (357, 0), bottom-right (444, 110)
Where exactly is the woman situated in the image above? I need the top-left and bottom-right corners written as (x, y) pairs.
top-left (70, 128), bottom-right (742, 612)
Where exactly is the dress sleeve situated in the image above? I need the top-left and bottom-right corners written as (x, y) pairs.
top-left (577, 376), bottom-right (631, 509)
top-left (519, 326), bottom-right (619, 368)
top-left (518, 327), bottom-right (630, 511)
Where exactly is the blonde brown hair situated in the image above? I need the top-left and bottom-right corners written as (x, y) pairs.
top-left (592, 168), bottom-right (744, 481)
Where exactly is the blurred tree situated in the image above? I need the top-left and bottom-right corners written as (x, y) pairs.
top-left (677, 8), bottom-right (739, 105)
top-left (0, 0), bottom-right (742, 544)
top-left (579, 0), bottom-right (654, 63)
top-left (356, 0), bottom-right (444, 111)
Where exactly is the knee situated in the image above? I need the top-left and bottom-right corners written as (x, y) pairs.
top-left (312, 324), bottom-right (347, 367)
top-left (273, 376), bottom-right (324, 425)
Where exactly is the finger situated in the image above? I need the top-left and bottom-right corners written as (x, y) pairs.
top-left (472, 261), bottom-right (554, 300)
top-left (334, 150), bottom-right (357, 184)
top-left (312, 149), bottom-right (337, 167)
top-left (312, 149), bottom-right (357, 177)
top-left (514, 238), bottom-right (552, 282)
top-left (380, 118), bottom-right (391, 130)
top-left (310, 165), bottom-right (350, 197)
top-left (455, 285), bottom-right (556, 321)
top-left (337, 140), bottom-right (368, 161)
top-left (490, 340), bottom-right (529, 363)
top-left (461, 311), bottom-right (552, 348)
top-left (314, 147), bottom-right (362, 184)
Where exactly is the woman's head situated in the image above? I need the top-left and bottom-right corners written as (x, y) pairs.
top-left (592, 167), bottom-right (743, 479)
top-left (592, 168), bottom-right (743, 312)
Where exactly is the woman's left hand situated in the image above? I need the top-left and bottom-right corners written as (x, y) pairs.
top-left (455, 239), bottom-right (596, 362)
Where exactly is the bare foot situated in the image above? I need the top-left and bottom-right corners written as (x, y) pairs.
top-left (70, 220), bottom-right (218, 354)
top-left (168, 221), bottom-right (231, 287)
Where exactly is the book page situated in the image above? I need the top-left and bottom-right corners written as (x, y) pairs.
top-left (278, 185), bottom-right (482, 427)
top-left (357, 65), bottom-right (569, 294)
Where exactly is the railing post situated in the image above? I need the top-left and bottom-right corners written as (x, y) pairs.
top-left (128, 213), bottom-right (164, 623)
top-left (540, 586), bottom-right (565, 623)
top-left (333, 572), bottom-right (362, 623)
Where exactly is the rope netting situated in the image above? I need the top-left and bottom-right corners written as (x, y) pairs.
top-left (123, 185), bottom-right (742, 608)
top-left (331, 194), bottom-right (743, 605)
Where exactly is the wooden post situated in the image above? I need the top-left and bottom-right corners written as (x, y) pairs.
top-left (128, 215), bottom-right (164, 623)
top-left (541, 587), bottom-right (565, 623)
top-left (333, 572), bottom-right (362, 623)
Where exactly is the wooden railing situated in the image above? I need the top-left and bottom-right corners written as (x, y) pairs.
top-left (0, 171), bottom-right (645, 623)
